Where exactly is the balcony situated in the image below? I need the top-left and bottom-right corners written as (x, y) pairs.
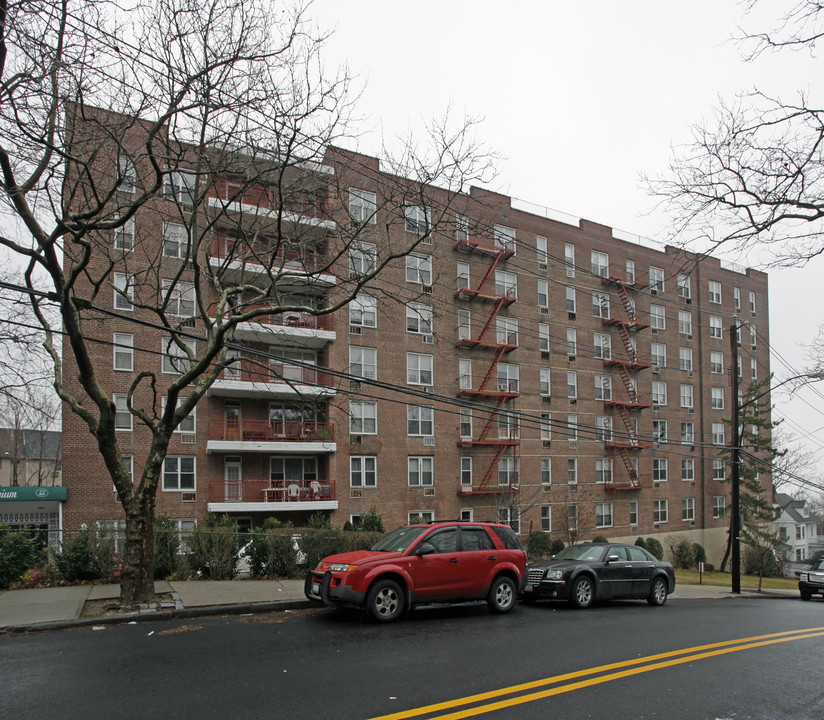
top-left (206, 419), bottom-right (336, 454)
top-left (207, 182), bottom-right (336, 229)
top-left (207, 478), bottom-right (337, 513)
top-left (208, 362), bottom-right (337, 399)
top-left (228, 308), bottom-right (335, 348)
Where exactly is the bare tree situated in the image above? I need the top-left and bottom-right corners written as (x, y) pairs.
top-left (648, 2), bottom-right (824, 267)
top-left (0, 0), bottom-right (493, 604)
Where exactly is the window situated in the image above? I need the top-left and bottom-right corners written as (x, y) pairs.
top-left (591, 251), bottom-right (609, 277)
top-left (163, 456), bottom-right (195, 491)
top-left (113, 394), bottom-right (132, 431)
top-left (541, 505), bottom-right (552, 532)
top-left (650, 305), bottom-right (666, 330)
top-left (677, 274), bottom-right (690, 299)
top-left (649, 266), bottom-right (665, 292)
top-left (497, 363), bottom-right (519, 393)
top-left (498, 506), bottom-right (520, 533)
top-left (594, 333), bottom-right (612, 360)
top-left (407, 353), bottom-right (433, 386)
top-left (568, 458), bottom-right (578, 485)
top-left (595, 457), bottom-right (612, 484)
top-left (536, 235), bottom-right (548, 264)
top-left (498, 410), bottom-right (519, 439)
top-left (350, 401), bottom-right (377, 434)
top-left (750, 326), bottom-right (757, 348)
top-left (712, 423), bottom-right (726, 445)
top-left (538, 323), bottom-right (550, 352)
top-left (710, 351), bottom-right (724, 374)
top-left (405, 254), bottom-right (432, 285)
top-left (498, 457), bottom-right (518, 486)
top-left (653, 458), bottom-right (668, 482)
top-left (713, 459), bottom-right (726, 481)
top-left (113, 272), bottom-right (134, 311)
top-left (162, 338), bottom-right (195, 374)
top-left (595, 416), bottom-right (613, 442)
top-left (459, 408), bottom-right (473, 438)
top-left (713, 496), bottom-right (726, 518)
top-left (350, 295), bottom-right (377, 328)
top-left (566, 414), bottom-right (578, 441)
top-left (680, 384), bottom-right (694, 409)
top-left (594, 375), bottom-right (612, 401)
top-left (405, 205), bottom-right (431, 235)
top-left (749, 291), bottom-right (756, 314)
top-left (625, 259), bottom-right (636, 282)
top-left (709, 316), bottom-right (723, 339)
top-left (629, 500), bottom-right (639, 526)
top-left (650, 343), bottom-right (666, 368)
top-left (567, 371), bottom-right (578, 399)
top-left (652, 419), bottom-right (667, 442)
top-left (350, 242), bottom-right (377, 276)
top-left (164, 170), bottom-right (196, 206)
top-left (407, 405), bottom-right (434, 436)
top-left (460, 457), bottom-right (472, 486)
top-left (406, 303), bottom-right (433, 335)
top-left (408, 456), bottom-right (434, 486)
top-left (675, 311), bottom-right (692, 337)
top-left (592, 293), bottom-right (610, 319)
top-left (540, 457), bottom-right (551, 484)
top-left (495, 270), bottom-right (518, 299)
top-left (751, 357), bottom-right (758, 380)
top-left (162, 280), bottom-right (195, 317)
top-left (161, 396), bottom-right (196, 434)
top-left (682, 458), bottom-right (695, 482)
top-left (681, 421), bottom-right (695, 444)
top-left (163, 222), bottom-right (190, 259)
top-left (653, 499), bottom-right (668, 524)
top-left (682, 498), bottom-right (695, 522)
top-left (596, 502), bottom-right (613, 528)
top-left (349, 189), bottom-right (377, 223)
top-left (458, 309), bottom-right (471, 340)
top-left (121, 454), bottom-right (134, 483)
top-left (733, 287), bottom-right (741, 310)
top-left (537, 280), bottom-right (549, 308)
top-left (565, 243), bottom-right (575, 277)
top-left (711, 387), bottom-right (725, 410)
top-left (708, 280), bottom-right (722, 304)
top-left (539, 367), bottom-right (551, 396)
top-left (349, 346), bottom-right (377, 379)
top-left (493, 225), bottom-right (516, 253)
top-left (566, 328), bottom-right (577, 356)
top-left (113, 333), bottom-right (134, 371)
top-left (652, 381), bottom-right (667, 406)
top-left (459, 358), bottom-right (472, 389)
top-left (118, 156), bottom-right (136, 193)
top-left (567, 504), bottom-right (579, 530)
top-left (497, 317), bottom-right (518, 346)
top-left (679, 347), bottom-right (693, 372)
top-left (565, 286), bottom-right (576, 313)
top-left (350, 456), bottom-right (377, 487)
top-left (115, 218), bottom-right (135, 251)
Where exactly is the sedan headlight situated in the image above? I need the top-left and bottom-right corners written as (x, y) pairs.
top-left (546, 569), bottom-right (564, 581)
top-left (330, 563), bottom-right (358, 573)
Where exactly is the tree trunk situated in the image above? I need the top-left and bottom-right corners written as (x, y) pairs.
top-left (119, 505), bottom-right (158, 605)
top-left (719, 521), bottom-right (732, 573)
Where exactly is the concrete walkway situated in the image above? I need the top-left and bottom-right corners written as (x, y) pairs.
top-left (0, 579), bottom-right (798, 633)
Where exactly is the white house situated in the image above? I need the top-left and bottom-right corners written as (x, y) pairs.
top-left (774, 492), bottom-right (822, 563)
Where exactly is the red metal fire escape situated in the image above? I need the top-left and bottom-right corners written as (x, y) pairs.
top-left (454, 235), bottom-right (520, 495)
top-left (601, 270), bottom-right (651, 490)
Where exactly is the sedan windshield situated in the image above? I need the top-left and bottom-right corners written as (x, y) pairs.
top-left (371, 526), bottom-right (429, 552)
top-left (554, 545), bottom-right (607, 562)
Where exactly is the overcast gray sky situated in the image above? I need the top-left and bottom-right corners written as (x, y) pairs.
top-left (310, 0), bottom-right (824, 491)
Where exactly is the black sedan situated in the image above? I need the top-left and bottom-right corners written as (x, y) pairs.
top-left (520, 543), bottom-right (676, 608)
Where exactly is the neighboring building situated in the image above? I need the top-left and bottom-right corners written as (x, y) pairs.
top-left (60, 107), bottom-right (771, 563)
top-left (775, 492), bottom-right (822, 563)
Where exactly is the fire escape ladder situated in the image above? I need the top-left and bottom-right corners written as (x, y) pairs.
top-left (617, 448), bottom-right (639, 486)
top-left (615, 321), bottom-right (636, 362)
top-left (478, 346), bottom-right (507, 393)
top-left (476, 444), bottom-right (510, 491)
top-left (616, 364), bottom-right (638, 404)
top-left (476, 253), bottom-right (503, 292)
top-left (616, 405), bottom-right (636, 444)
top-left (474, 297), bottom-right (507, 345)
top-left (615, 283), bottom-right (636, 322)
top-left (477, 396), bottom-right (507, 442)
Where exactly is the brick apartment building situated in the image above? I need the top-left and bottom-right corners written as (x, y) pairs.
top-left (61, 108), bottom-right (770, 563)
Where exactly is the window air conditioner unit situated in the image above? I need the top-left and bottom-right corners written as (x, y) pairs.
top-left (423, 436), bottom-right (435, 447)
top-left (650, 289), bottom-right (657, 295)
top-left (569, 398), bottom-right (577, 406)
top-left (541, 351), bottom-right (550, 359)
top-left (653, 404), bottom-right (660, 411)
top-left (568, 355), bottom-right (576, 362)
top-left (686, 334), bottom-right (693, 340)
top-left (180, 433), bottom-right (196, 444)
top-left (351, 435), bottom-right (362, 444)
top-left (349, 325), bottom-right (362, 335)
top-left (687, 371), bottom-right (694, 378)
top-left (422, 386), bottom-right (434, 394)
top-left (350, 488), bottom-right (363, 499)
top-left (751, 312), bottom-right (756, 318)
top-left (182, 492), bottom-right (196, 503)
top-left (689, 408), bottom-right (695, 414)
top-left (542, 440), bottom-right (551, 448)
top-left (422, 335), bottom-right (434, 344)
top-left (541, 395), bottom-right (551, 403)
top-left (539, 263), bottom-right (548, 270)
top-left (568, 312), bottom-right (576, 320)
top-left (652, 366), bottom-right (660, 374)
top-left (422, 285), bottom-right (433, 294)
top-left (540, 307), bottom-right (549, 315)
top-left (569, 484), bottom-right (578, 492)
top-left (423, 487), bottom-right (435, 497)
top-left (651, 328), bottom-right (657, 334)
top-left (568, 441), bottom-right (577, 449)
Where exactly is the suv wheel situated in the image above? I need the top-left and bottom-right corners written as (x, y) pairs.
top-left (366, 579), bottom-right (404, 622)
top-left (570, 575), bottom-right (595, 609)
top-left (647, 576), bottom-right (668, 606)
top-left (800, 590), bottom-right (812, 601)
top-left (487, 575), bottom-right (517, 614)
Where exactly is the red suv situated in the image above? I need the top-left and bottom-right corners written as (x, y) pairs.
top-left (304, 521), bottom-right (527, 622)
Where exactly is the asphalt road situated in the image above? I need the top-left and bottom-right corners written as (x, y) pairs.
top-left (3, 595), bottom-right (823, 719)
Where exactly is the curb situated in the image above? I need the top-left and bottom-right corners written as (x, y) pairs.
top-left (0, 599), bottom-right (315, 636)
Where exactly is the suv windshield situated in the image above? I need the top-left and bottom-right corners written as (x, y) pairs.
top-left (554, 545), bottom-right (606, 562)
top-left (371, 526), bottom-right (429, 552)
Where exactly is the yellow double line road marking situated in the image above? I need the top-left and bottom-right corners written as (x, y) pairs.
top-left (367, 626), bottom-right (824, 720)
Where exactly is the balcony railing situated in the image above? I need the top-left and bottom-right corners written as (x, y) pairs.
top-left (208, 181), bottom-right (332, 220)
top-left (219, 361), bottom-right (335, 388)
top-left (209, 478), bottom-right (336, 503)
top-left (208, 419), bottom-right (334, 443)
top-left (211, 236), bottom-right (333, 275)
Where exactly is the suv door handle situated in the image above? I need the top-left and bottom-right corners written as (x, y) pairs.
top-left (449, 557), bottom-right (459, 563)
top-left (487, 556), bottom-right (497, 561)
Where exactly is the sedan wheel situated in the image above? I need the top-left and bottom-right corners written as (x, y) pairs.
top-left (647, 577), bottom-right (668, 606)
top-left (366, 579), bottom-right (404, 622)
top-left (487, 575), bottom-right (517, 613)
top-left (570, 575), bottom-right (595, 609)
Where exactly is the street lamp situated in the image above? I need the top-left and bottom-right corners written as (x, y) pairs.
top-left (728, 331), bottom-right (824, 594)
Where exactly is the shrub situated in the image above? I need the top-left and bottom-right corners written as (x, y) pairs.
top-left (645, 537), bottom-right (664, 560)
top-left (635, 537), bottom-right (647, 550)
top-left (356, 507), bottom-right (385, 533)
top-left (693, 543), bottom-right (707, 566)
top-left (743, 545), bottom-right (783, 577)
top-left (187, 514), bottom-right (239, 580)
top-left (54, 525), bottom-right (117, 583)
top-left (0, 525), bottom-right (38, 589)
top-left (153, 514), bottom-right (182, 580)
top-left (298, 528), bottom-right (346, 571)
top-left (550, 539), bottom-right (566, 555)
top-left (592, 536), bottom-right (608, 544)
top-left (306, 512), bottom-right (332, 530)
top-left (672, 539), bottom-right (697, 569)
top-left (527, 531), bottom-right (553, 560)
top-left (15, 563), bottom-right (61, 588)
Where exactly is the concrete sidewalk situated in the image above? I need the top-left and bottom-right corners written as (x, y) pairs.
top-left (0, 579), bottom-right (798, 634)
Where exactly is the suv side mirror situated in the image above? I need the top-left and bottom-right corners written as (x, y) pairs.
top-left (416, 543), bottom-right (435, 556)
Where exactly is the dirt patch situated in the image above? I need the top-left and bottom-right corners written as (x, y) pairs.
top-left (81, 593), bottom-right (176, 619)
top-left (157, 624), bottom-right (203, 635)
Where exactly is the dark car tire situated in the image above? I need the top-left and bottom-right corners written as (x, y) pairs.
top-left (647, 576), bottom-right (669, 606)
top-left (569, 575), bottom-right (595, 609)
top-left (366, 579), bottom-right (404, 622)
top-left (800, 591), bottom-right (812, 601)
top-left (487, 575), bottom-right (517, 613)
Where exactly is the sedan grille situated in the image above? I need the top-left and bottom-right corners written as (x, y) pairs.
top-left (528, 568), bottom-right (545, 584)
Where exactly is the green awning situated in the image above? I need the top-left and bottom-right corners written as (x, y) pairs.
top-left (0, 486), bottom-right (67, 501)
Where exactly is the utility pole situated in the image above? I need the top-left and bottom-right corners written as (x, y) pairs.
top-left (730, 320), bottom-right (741, 594)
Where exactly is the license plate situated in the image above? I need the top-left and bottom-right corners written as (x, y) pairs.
top-left (312, 582), bottom-right (320, 595)
top-left (525, 584), bottom-right (534, 591)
